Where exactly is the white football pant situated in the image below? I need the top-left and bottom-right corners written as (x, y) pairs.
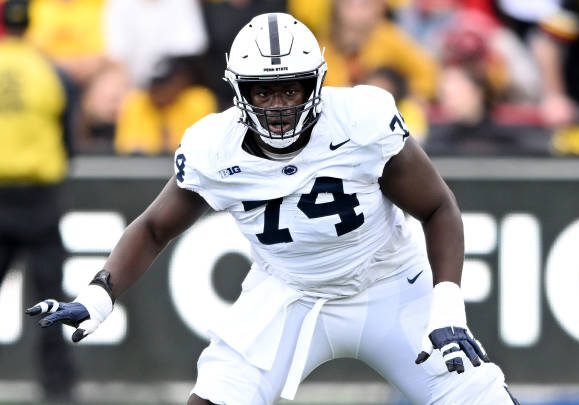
top-left (193, 265), bottom-right (515, 405)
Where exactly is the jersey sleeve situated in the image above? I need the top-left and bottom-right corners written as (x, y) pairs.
top-left (173, 121), bottom-right (224, 211)
top-left (350, 85), bottom-right (409, 179)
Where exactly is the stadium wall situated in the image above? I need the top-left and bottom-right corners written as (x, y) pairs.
top-left (2, 156), bottom-right (579, 388)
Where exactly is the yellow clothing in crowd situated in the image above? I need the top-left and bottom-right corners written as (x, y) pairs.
top-left (26, 0), bottom-right (105, 57)
top-left (288, 0), bottom-right (410, 36)
top-left (115, 86), bottom-right (217, 155)
top-left (288, 0), bottom-right (332, 36)
top-left (552, 126), bottom-right (579, 155)
top-left (321, 21), bottom-right (438, 100)
top-left (0, 37), bottom-right (67, 184)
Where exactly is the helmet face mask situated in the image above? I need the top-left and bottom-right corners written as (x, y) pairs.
top-left (224, 13), bottom-right (327, 150)
top-left (236, 77), bottom-right (321, 145)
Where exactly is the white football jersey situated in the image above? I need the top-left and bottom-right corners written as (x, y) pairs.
top-left (175, 85), bottom-right (425, 298)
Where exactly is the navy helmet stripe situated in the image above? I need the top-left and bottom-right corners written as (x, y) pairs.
top-left (268, 14), bottom-right (281, 65)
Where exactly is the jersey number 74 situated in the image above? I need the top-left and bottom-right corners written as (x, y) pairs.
top-left (242, 177), bottom-right (365, 245)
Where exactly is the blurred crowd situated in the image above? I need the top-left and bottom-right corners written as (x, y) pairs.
top-left (1, 0), bottom-right (579, 157)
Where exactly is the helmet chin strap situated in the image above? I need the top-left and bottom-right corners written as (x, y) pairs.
top-left (245, 107), bottom-right (303, 150)
top-left (259, 133), bottom-right (300, 150)
top-left (250, 121), bottom-right (313, 159)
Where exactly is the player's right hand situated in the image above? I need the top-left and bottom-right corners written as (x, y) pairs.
top-left (25, 284), bottom-right (113, 342)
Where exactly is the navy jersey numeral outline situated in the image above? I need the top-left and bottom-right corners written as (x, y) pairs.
top-left (389, 113), bottom-right (410, 139)
top-left (175, 153), bottom-right (186, 182)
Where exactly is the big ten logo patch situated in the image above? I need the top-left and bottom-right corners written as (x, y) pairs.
top-left (219, 165), bottom-right (242, 178)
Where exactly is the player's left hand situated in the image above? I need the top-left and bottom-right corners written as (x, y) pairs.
top-left (415, 282), bottom-right (490, 373)
top-left (415, 326), bottom-right (490, 373)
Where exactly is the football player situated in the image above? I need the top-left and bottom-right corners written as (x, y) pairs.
top-left (26, 13), bottom-right (519, 405)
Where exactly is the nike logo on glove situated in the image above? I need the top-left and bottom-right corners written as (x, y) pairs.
top-left (407, 270), bottom-right (423, 284)
top-left (329, 139), bottom-right (350, 150)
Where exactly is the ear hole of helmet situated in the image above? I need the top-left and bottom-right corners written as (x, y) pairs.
top-left (238, 82), bottom-right (252, 102)
top-left (301, 78), bottom-right (316, 101)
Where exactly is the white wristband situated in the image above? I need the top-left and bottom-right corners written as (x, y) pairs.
top-left (427, 281), bottom-right (467, 330)
top-left (74, 284), bottom-right (114, 323)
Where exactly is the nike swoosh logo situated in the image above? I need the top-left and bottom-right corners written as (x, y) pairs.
top-left (407, 270), bottom-right (423, 284)
top-left (329, 139), bottom-right (350, 150)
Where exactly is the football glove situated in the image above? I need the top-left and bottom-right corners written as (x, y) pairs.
top-left (25, 270), bottom-right (114, 343)
top-left (415, 281), bottom-right (490, 373)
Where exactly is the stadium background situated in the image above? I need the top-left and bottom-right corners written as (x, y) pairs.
top-left (1, 156), bottom-right (579, 404)
top-left (1, 0), bottom-right (579, 404)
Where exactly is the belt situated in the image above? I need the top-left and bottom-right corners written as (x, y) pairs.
top-left (281, 297), bottom-right (328, 400)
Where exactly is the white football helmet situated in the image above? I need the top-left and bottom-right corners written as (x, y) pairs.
top-left (224, 13), bottom-right (327, 150)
